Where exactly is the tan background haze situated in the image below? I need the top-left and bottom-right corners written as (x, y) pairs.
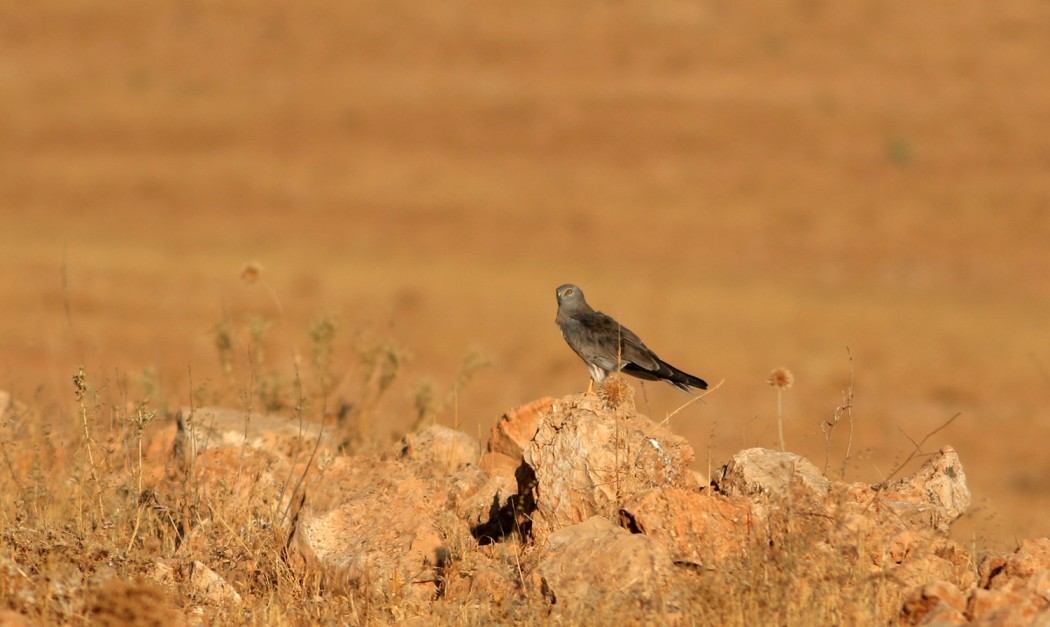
top-left (2, 0), bottom-right (1049, 550)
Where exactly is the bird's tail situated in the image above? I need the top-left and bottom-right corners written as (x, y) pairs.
top-left (661, 360), bottom-right (708, 392)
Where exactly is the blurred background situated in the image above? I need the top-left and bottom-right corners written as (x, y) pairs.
top-left (2, 0), bottom-right (1049, 550)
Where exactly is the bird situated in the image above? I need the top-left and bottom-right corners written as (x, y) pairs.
top-left (555, 284), bottom-right (708, 394)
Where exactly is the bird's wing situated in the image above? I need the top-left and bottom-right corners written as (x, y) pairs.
top-left (578, 312), bottom-right (708, 390)
top-left (565, 308), bottom-right (708, 392)
top-left (569, 311), bottom-right (660, 372)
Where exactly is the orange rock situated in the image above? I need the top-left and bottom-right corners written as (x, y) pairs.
top-left (396, 424), bottom-right (480, 474)
top-left (980, 537), bottom-right (1050, 590)
top-left (521, 394), bottom-right (697, 544)
top-left (287, 457), bottom-right (446, 602)
top-left (620, 487), bottom-right (752, 568)
top-left (477, 451), bottom-right (519, 479)
top-left (538, 516), bottom-right (672, 614)
top-left (486, 396), bottom-right (554, 458)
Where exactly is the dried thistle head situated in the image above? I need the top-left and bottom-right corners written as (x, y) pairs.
top-left (240, 261), bottom-right (262, 285)
top-left (768, 367), bottom-right (795, 390)
top-left (597, 375), bottom-right (634, 410)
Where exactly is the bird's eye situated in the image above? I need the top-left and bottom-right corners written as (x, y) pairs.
top-left (565, 288), bottom-right (574, 296)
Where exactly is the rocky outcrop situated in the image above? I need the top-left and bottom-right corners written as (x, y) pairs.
top-left (287, 422), bottom-right (520, 602)
top-left (903, 538), bottom-right (1050, 625)
top-left (127, 394), bottom-right (1050, 624)
top-left (521, 394), bottom-right (697, 545)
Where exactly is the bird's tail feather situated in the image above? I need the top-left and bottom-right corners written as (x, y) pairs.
top-left (660, 359), bottom-right (708, 391)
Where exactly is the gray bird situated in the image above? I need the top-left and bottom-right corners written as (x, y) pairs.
top-left (555, 284), bottom-right (708, 393)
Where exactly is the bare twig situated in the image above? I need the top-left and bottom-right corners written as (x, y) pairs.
top-left (874, 412), bottom-right (962, 489)
top-left (821, 347), bottom-right (855, 479)
top-left (663, 378), bottom-right (723, 425)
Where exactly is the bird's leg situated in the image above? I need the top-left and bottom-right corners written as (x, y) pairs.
top-left (586, 379), bottom-right (595, 395)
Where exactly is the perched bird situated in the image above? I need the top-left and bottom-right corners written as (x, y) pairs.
top-left (555, 284), bottom-right (708, 393)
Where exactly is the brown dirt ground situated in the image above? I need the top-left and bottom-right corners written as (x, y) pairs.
top-left (3, 0), bottom-right (1049, 552)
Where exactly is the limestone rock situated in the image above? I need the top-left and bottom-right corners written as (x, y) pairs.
top-left (188, 561), bottom-right (242, 607)
top-left (877, 446), bottom-right (971, 533)
top-left (538, 516), bottom-right (672, 613)
top-left (486, 397), bottom-right (553, 459)
top-left (620, 487), bottom-right (752, 568)
top-left (521, 394), bottom-right (697, 543)
top-left (715, 448), bottom-right (829, 502)
top-left (287, 457), bottom-right (447, 602)
top-left (175, 406), bottom-right (332, 464)
top-left (397, 424), bottom-right (480, 474)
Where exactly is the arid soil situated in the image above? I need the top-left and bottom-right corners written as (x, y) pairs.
top-left (2, 0), bottom-right (1049, 566)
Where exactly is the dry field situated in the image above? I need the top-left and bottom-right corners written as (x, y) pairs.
top-left (2, 0), bottom-right (1050, 621)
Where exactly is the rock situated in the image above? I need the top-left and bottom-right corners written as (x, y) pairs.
top-left (919, 604), bottom-right (968, 626)
top-left (521, 394), bottom-right (697, 544)
top-left (147, 560), bottom-right (176, 587)
top-left (709, 445), bottom-right (978, 618)
top-left (446, 464), bottom-right (489, 515)
top-left (486, 397), bottom-right (553, 459)
top-left (884, 533), bottom-right (974, 592)
top-left (455, 472), bottom-right (518, 530)
top-left (146, 397), bottom-right (999, 623)
top-left (713, 448), bottom-right (831, 534)
top-left (715, 448), bottom-right (829, 502)
top-left (397, 424), bottom-right (480, 474)
top-left (188, 561), bottom-right (242, 607)
top-left (962, 538), bottom-right (1050, 624)
top-left (155, 405), bottom-right (333, 527)
top-left (619, 487), bottom-right (752, 568)
top-left (538, 516), bottom-right (672, 613)
top-left (477, 451), bottom-right (519, 479)
top-left (979, 538), bottom-right (1050, 590)
top-left (877, 446), bottom-right (970, 533)
top-left (185, 444), bottom-right (305, 525)
top-left (902, 580), bottom-right (968, 625)
top-left (286, 457), bottom-right (447, 602)
top-left (967, 588), bottom-right (1027, 621)
top-left (175, 406), bottom-right (332, 465)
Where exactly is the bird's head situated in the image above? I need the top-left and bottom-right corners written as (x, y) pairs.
top-left (556, 284), bottom-right (586, 308)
